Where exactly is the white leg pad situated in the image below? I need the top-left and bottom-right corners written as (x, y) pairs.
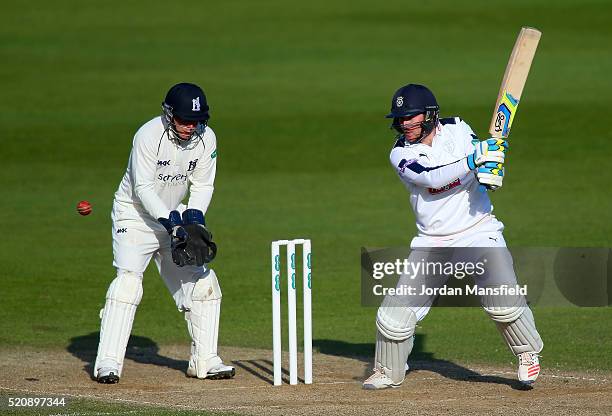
top-left (376, 296), bottom-right (418, 341)
top-left (94, 271), bottom-right (143, 378)
top-left (374, 331), bottom-right (415, 384)
top-left (481, 291), bottom-right (527, 323)
top-left (374, 302), bottom-right (417, 384)
top-left (482, 292), bottom-right (543, 355)
top-left (496, 307), bottom-right (544, 355)
top-left (186, 269), bottom-right (223, 378)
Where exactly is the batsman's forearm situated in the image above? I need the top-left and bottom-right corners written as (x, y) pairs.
top-left (397, 158), bottom-right (471, 189)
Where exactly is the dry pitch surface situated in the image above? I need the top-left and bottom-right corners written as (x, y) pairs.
top-left (1, 346), bottom-right (611, 416)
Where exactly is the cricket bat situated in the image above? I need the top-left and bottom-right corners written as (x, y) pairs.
top-left (489, 27), bottom-right (542, 138)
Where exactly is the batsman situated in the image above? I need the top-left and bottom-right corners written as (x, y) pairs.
top-left (363, 84), bottom-right (543, 389)
top-left (94, 82), bottom-right (235, 383)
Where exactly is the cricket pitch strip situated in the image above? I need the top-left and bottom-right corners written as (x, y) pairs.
top-left (1, 346), bottom-right (611, 415)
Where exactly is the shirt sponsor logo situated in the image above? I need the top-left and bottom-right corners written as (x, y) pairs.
top-left (158, 173), bottom-right (187, 183)
top-left (116, 228), bottom-right (127, 234)
top-left (428, 178), bottom-right (461, 195)
top-left (157, 160), bottom-right (171, 166)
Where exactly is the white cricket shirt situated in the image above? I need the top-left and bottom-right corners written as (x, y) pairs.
top-left (113, 116), bottom-right (217, 231)
top-left (389, 117), bottom-right (495, 237)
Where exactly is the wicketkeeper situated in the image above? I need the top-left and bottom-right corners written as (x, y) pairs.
top-left (94, 82), bottom-right (235, 383)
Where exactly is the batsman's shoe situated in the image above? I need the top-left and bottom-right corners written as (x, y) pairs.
top-left (187, 362), bottom-right (235, 380)
top-left (362, 368), bottom-right (404, 390)
top-left (518, 352), bottom-right (541, 387)
top-left (96, 368), bottom-right (120, 384)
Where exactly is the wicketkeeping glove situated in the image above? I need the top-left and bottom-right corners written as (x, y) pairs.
top-left (158, 210), bottom-right (192, 267)
top-left (181, 209), bottom-right (217, 266)
top-left (477, 161), bottom-right (504, 190)
top-left (466, 138), bottom-right (508, 170)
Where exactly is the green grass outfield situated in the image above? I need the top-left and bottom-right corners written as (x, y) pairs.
top-left (1, 0), bottom-right (611, 375)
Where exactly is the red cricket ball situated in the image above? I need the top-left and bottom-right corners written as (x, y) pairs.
top-left (77, 200), bottom-right (92, 216)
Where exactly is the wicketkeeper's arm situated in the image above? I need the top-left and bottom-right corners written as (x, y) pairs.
top-left (130, 132), bottom-right (171, 219)
top-left (187, 131), bottom-right (217, 214)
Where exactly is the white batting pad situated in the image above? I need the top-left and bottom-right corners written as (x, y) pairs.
top-left (374, 302), bottom-right (417, 385)
top-left (376, 297), bottom-right (418, 341)
top-left (496, 307), bottom-right (544, 355)
top-left (185, 269), bottom-right (223, 378)
top-left (375, 331), bottom-right (414, 384)
top-left (94, 271), bottom-right (143, 378)
top-left (481, 289), bottom-right (543, 355)
top-left (481, 290), bottom-right (527, 323)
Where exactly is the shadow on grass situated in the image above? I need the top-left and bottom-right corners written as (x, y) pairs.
top-left (67, 332), bottom-right (188, 380)
top-left (314, 335), bottom-right (530, 390)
